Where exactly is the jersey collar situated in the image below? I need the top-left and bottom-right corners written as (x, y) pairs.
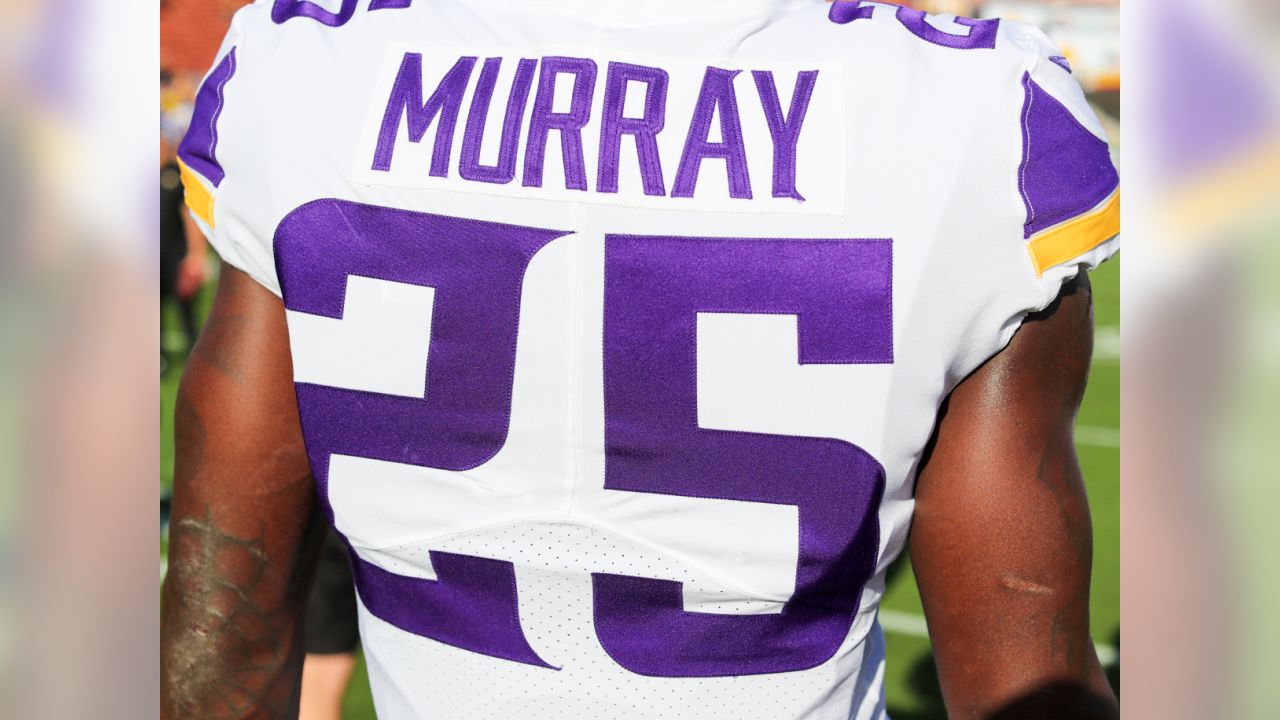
top-left (478, 0), bottom-right (813, 26)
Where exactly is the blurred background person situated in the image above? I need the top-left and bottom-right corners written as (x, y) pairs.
top-left (299, 529), bottom-right (360, 720)
top-left (160, 69), bottom-right (208, 364)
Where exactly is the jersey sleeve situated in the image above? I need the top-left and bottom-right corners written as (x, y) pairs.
top-left (1013, 31), bottom-right (1120, 297)
top-left (176, 9), bottom-right (282, 297)
top-left (946, 25), bottom-right (1120, 381)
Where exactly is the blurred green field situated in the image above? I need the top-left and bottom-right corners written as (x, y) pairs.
top-left (161, 257), bottom-right (1119, 718)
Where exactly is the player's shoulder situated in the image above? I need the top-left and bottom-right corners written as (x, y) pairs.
top-left (218, 0), bottom-right (429, 53)
top-left (775, 1), bottom-right (1070, 79)
top-left (772, 1), bottom-right (1104, 146)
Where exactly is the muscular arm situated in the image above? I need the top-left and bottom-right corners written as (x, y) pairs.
top-left (911, 274), bottom-right (1118, 719)
top-left (161, 266), bottom-right (322, 719)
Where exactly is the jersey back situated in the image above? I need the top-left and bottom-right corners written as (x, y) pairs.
top-left (178, 1), bottom-right (1119, 717)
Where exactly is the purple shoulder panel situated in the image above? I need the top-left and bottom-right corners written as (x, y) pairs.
top-left (176, 48), bottom-right (237, 187)
top-left (1018, 74), bottom-right (1118, 238)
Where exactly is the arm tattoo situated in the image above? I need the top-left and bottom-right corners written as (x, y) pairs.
top-left (162, 271), bottom-right (320, 718)
top-left (162, 509), bottom-right (311, 719)
top-left (163, 510), bottom-right (277, 718)
top-left (162, 503), bottom-right (321, 719)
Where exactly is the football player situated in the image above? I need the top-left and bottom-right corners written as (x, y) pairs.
top-left (160, 1), bottom-right (1120, 718)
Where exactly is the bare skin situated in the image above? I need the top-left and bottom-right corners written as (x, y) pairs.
top-left (159, 266), bottom-right (1116, 719)
top-left (911, 273), bottom-right (1119, 719)
top-left (298, 653), bottom-right (358, 720)
top-left (160, 267), bottom-right (322, 720)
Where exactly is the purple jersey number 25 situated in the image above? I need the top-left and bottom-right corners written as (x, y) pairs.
top-left (597, 235), bottom-right (890, 676)
top-left (275, 201), bottom-right (891, 677)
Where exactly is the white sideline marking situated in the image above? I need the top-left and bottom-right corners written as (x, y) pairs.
top-left (879, 608), bottom-right (930, 637)
top-left (1076, 425), bottom-right (1120, 449)
top-left (1093, 325), bottom-right (1120, 363)
top-left (879, 609), bottom-right (1119, 667)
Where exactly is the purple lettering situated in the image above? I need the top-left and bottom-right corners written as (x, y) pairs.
top-left (827, 0), bottom-right (875, 24)
top-left (272, 0), bottom-right (358, 26)
top-left (372, 53), bottom-right (477, 175)
top-left (752, 70), bottom-right (817, 201)
top-left (597, 62), bottom-right (669, 196)
top-left (829, 0), bottom-right (999, 50)
top-left (523, 56), bottom-right (598, 190)
top-left (672, 67), bottom-right (752, 199)
top-left (894, 6), bottom-right (998, 49)
top-left (460, 57), bottom-right (537, 185)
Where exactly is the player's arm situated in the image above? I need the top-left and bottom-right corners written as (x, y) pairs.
top-left (910, 274), bottom-right (1119, 719)
top-left (160, 266), bottom-right (323, 720)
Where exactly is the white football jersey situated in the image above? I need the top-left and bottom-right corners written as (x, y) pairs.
top-left (179, 1), bottom-right (1118, 717)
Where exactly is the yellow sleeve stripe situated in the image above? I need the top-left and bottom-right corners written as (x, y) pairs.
top-left (1026, 190), bottom-right (1119, 277)
top-left (177, 159), bottom-right (216, 230)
